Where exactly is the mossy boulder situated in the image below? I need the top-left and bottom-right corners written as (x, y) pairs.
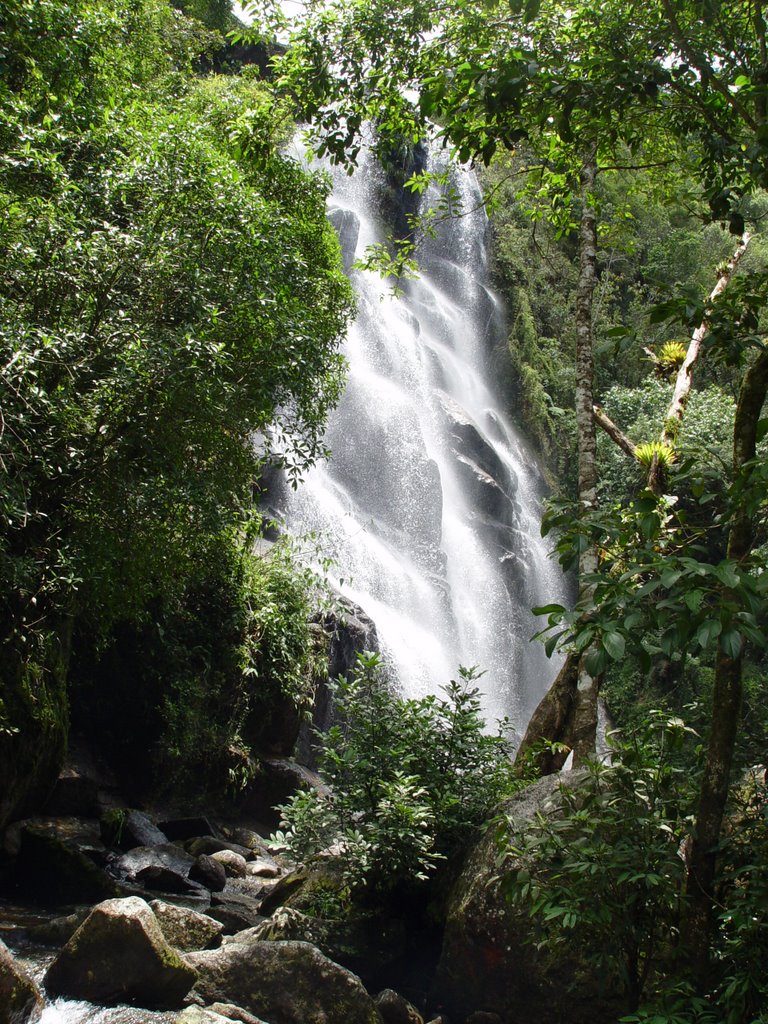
top-left (186, 939), bottom-right (384, 1024)
top-left (150, 900), bottom-right (224, 952)
top-left (44, 896), bottom-right (197, 1007)
top-left (0, 939), bottom-right (43, 1024)
top-left (432, 773), bottom-right (624, 1024)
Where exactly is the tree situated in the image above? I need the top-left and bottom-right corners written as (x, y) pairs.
top-left (257, 0), bottom-right (689, 765)
top-left (0, 0), bottom-right (354, 826)
top-left (252, 0), bottom-right (768, 986)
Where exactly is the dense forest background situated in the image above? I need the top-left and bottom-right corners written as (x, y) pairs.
top-left (2, 0), bottom-right (768, 1020)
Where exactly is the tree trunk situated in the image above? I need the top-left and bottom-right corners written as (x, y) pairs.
top-left (684, 345), bottom-right (768, 986)
top-left (648, 233), bottom-right (750, 494)
top-left (570, 154), bottom-right (601, 767)
top-left (514, 155), bottom-right (601, 772)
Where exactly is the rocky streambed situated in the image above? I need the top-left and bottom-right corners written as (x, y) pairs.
top-left (0, 799), bottom-right (448, 1024)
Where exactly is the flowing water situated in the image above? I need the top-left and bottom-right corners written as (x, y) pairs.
top-left (268, 143), bottom-right (566, 735)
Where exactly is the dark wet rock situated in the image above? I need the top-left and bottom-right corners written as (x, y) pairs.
top-left (28, 908), bottom-right (89, 946)
top-left (328, 206), bottom-right (361, 275)
top-left (220, 827), bottom-right (272, 856)
top-left (297, 601), bottom-right (379, 771)
top-left (375, 989), bottom-right (424, 1024)
top-left (160, 817), bottom-right (222, 842)
top-left (465, 1013), bottom-right (502, 1024)
top-left (44, 896), bottom-right (197, 1008)
top-left (120, 810), bottom-right (169, 850)
top-left (245, 905), bottom-right (410, 990)
top-left (453, 454), bottom-right (515, 521)
top-left (0, 939), bottom-right (44, 1024)
top-left (190, 855), bottom-right (227, 893)
top-left (186, 938), bottom-right (383, 1024)
top-left (208, 892), bottom-right (264, 933)
top-left (11, 817), bottom-right (118, 904)
top-left (432, 772), bottom-right (624, 1024)
top-left (136, 864), bottom-right (205, 895)
top-left (186, 837), bottom-right (254, 862)
top-left (241, 759), bottom-right (329, 826)
top-left (113, 844), bottom-right (195, 884)
top-left (150, 900), bottom-right (224, 952)
top-left (210, 850), bottom-right (247, 878)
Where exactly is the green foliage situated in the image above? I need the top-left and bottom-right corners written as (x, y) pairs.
top-left (503, 714), bottom-right (697, 1011)
top-left (272, 653), bottom-right (515, 894)
top-left (71, 537), bottom-right (320, 798)
top-left (0, 0), bottom-right (353, 818)
top-left (502, 718), bottom-right (768, 1021)
top-left (635, 442), bottom-right (677, 472)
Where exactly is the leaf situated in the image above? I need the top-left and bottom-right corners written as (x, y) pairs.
top-left (684, 589), bottom-right (704, 612)
top-left (719, 629), bottom-right (742, 659)
top-left (696, 619), bottom-right (722, 648)
top-left (602, 630), bottom-right (626, 661)
top-left (584, 645), bottom-right (609, 676)
top-left (532, 603), bottom-right (566, 616)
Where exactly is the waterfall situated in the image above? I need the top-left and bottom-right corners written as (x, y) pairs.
top-left (269, 143), bottom-right (566, 736)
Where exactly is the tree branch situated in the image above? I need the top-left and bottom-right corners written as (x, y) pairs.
top-left (593, 404), bottom-right (638, 459)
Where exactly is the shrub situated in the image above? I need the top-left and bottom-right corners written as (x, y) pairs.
top-left (272, 652), bottom-right (515, 894)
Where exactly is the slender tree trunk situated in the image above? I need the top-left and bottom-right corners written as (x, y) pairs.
top-left (570, 154), bottom-right (601, 767)
top-left (648, 233), bottom-right (750, 494)
top-left (514, 155), bottom-right (601, 773)
top-left (684, 345), bottom-right (768, 986)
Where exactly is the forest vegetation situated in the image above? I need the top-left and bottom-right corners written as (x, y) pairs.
top-left (1, 0), bottom-right (768, 1021)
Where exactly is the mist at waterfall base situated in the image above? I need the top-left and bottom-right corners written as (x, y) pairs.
top-left (268, 143), bottom-right (568, 738)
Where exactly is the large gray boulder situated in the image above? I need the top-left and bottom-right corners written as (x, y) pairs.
top-left (186, 938), bottom-right (384, 1024)
top-left (0, 940), bottom-right (43, 1024)
top-left (44, 896), bottom-right (197, 1007)
top-left (150, 900), bottom-right (224, 952)
top-left (432, 773), bottom-right (624, 1024)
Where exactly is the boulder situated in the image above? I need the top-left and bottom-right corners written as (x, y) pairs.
top-left (432, 773), bottom-right (623, 1024)
top-left (11, 817), bottom-right (118, 904)
top-left (119, 809), bottom-right (169, 850)
top-left (186, 939), bottom-right (383, 1024)
top-left (187, 837), bottom-right (254, 861)
top-left (150, 900), bottom-right (224, 952)
top-left (211, 850), bottom-right (247, 878)
top-left (190, 854), bottom-right (227, 892)
top-left (208, 891), bottom-right (264, 933)
top-left (174, 1007), bottom-right (268, 1024)
top-left (44, 766), bottom-right (100, 818)
top-left (241, 759), bottom-right (329, 825)
top-left (245, 856), bottom-right (281, 879)
top-left (113, 843), bottom-right (196, 885)
top-left (209, 1006), bottom-right (269, 1024)
top-left (136, 864), bottom-right (204, 895)
top-left (221, 827), bottom-right (272, 856)
top-left (44, 896), bottom-right (197, 1007)
top-left (28, 908), bottom-right (89, 946)
top-left (245, 906), bottom-right (408, 987)
top-left (328, 206), bottom-right (361, 275)
top-left (375, 990), bottom-right (424, 1024)
top-left (0, 939), bottom-right (44, 1024)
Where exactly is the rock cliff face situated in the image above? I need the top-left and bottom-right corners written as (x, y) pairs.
top-left (432, 773), bottom-right (625, 1024)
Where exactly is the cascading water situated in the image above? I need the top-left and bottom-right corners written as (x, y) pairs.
top-left (270, 143), bottom-right (567, 735)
